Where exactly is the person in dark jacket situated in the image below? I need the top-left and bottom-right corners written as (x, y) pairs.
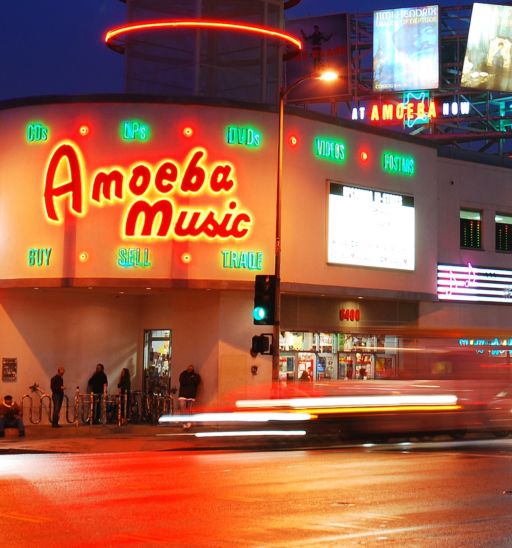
top-left (0, 395), bottom-right (25, 437)
top-left (117, 368), bottom-right (131, 424)
top-left (50, 367), bottom-right (65, 428)
top-left (88, 363), bottom-right (108, 424)
top-left (178, 364), bottom-right (201, 414)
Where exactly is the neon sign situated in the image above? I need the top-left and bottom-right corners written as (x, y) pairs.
top-left (28, 248), bottom-right (52, 267)
top-left (226, 126), bottom-right (262, 148)
top-left (26, 122), bottom-right (49, 143)
top-left (120, 120), bottom-right (150, 142)
top-left (117, 248), bottom-right (152, 268)
top-left (221, 250), bottom-right (263, 270)
top-left (105, 20), bottom-right (303, 52)
top-left (314, 137), bottom-right (346, 163)
top-left (351, 98), bottom-right (470, 126)
top-left (43, 142), bottom-right (253, 241)
top-left (437, 263), bottom-right (512, 303)
top-left (382, 152), bottom-right (415, 176)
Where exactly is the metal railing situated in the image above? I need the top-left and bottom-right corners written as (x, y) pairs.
top-left (21, 385), bottom-right (175, 427)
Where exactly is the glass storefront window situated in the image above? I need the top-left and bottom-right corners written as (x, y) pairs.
top-left (280, 330), bottom-right (400, 382)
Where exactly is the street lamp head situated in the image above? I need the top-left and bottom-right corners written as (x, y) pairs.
top-left (317, 69), bottom-right (339, 82)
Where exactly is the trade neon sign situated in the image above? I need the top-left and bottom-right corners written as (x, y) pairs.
top-left (43, 142), bottom-right (253, 241)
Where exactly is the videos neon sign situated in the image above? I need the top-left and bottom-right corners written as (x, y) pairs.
top-left (43, 142), bottom-right (253, 241)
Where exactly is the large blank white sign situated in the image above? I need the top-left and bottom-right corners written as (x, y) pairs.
top-left (328, 182), bottom-right (415, 270)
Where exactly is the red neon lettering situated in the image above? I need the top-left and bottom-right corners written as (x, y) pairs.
top-left (174, 201), bottom-right (250, 239)
top-left (181, 150), bottom-right (206, 192)
top-left (44, 143), bottom-right (83, 222)
top-left (125, 200), bottom-right (173, 237)
top-left (210, 164), bottom-right (235, 192)
top-left (155, 161), bottom-right (178, 193)
top-left (128, 165), bottom-right (151, 196)
top-left (91, 170), bottom-right (123, 203)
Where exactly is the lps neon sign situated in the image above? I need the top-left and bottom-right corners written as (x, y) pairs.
top-left (43, 143), bottom-right (253, 241)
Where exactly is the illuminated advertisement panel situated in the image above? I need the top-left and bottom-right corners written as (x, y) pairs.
top-left (0, 103), bottom-right (278, 285)
top-left (285, 14), bottom-right (350, 101)
top-left (438, 263), bottom-right (512, 303)
top-left (327, 182), bottom-right (415, 270)
top-left (373, 5), bottom-right (439, 92)
top-left (461, 3), bottom-right (512, 92)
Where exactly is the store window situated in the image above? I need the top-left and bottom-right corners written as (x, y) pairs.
top-left (460, 209), bottom-right (482, 249)
top-left (495, 213), bottom-right (512, 252)
top-left (279, 331), bottom-right (398, 382)
top-left (143, 329), bottom-right (172, 395)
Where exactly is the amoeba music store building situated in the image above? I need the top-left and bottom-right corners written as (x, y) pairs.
top-left (1, 95), bottom-right (511, 407)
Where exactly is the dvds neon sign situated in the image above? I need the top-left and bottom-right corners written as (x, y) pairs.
top-left (43, 142), bottom-right (253, 241)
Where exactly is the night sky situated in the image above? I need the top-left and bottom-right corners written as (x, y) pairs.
top-left (0, 0), bottom-right (465, 101)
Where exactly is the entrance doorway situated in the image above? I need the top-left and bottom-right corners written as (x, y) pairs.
top-left (143, 329), bottom-right (172, 395)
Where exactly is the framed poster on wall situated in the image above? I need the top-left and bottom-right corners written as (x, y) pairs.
top-left (2, 358), bottom-right (17, 382)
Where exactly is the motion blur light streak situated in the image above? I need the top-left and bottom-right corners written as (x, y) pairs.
top-left (295, 404), bottom-right (461, 415)
top-left (158, 411), bottom-right (313, 423)
top-left (236, 394), bottom-right (459, 409)
top-left (195, 430), bottom-right (306, 438)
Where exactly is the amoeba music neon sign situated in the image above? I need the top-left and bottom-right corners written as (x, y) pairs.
top-left (437, 263), bottom-right (512, 303)
top-left (43, 142), bottom-right (253, 241)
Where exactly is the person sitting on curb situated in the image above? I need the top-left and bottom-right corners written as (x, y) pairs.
top-left (0, 395), bottom-right (25, 438)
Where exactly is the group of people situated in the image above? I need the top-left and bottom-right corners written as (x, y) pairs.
top-left (0, 363), bottom-right (200, 437)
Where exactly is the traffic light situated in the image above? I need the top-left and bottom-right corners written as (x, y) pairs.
top-left (253, 274), bottom-right (276, 325)
top-left (250, 334), bottom-right (271, 356)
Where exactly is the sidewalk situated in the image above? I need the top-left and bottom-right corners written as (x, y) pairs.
top-left (0, 423), bottom-right (196, 454)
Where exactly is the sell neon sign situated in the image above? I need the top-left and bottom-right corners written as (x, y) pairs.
top-left (117, 247), bottom-right (152, 268)
top-left (43, 142), bottom-right (253, 241)
top-left (437, 263), bottom-right (512, 303)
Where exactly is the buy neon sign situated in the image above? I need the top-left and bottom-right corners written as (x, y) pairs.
top-left (43, 142), bottom-right (253, 241)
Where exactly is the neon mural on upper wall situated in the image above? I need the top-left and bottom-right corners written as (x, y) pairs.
top-left (43, 142), bottom-right (254, 242)
top-left (437, 263), bottom-right (512, 303)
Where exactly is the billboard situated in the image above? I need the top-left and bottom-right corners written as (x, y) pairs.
top-left (285, 14), bottom-right (350, 101)
top-left (461, 3), bottom-right (512, 92)
top-left (373, 5), bottom-right (439, 92)
top-left (327, 182), bottom-right (415, 270)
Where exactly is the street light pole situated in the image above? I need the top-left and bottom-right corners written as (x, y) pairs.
top-left (272, 71), bottom-right (339, 382)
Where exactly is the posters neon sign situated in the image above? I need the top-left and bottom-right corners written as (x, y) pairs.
top-left (43, 142), bottom-right (253, 241)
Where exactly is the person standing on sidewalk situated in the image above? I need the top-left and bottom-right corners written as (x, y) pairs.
top-left (178, 364), bottom-right (201, 414)
top-left (117, 368), bottom-right (131, 424)
top-left (50, 367), bottom-right (65, 428)
top-left (88, 363), bottom-right (108, 424)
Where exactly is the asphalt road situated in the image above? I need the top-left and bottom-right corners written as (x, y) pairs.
top-left (1, 439), bottom-right (512, 547)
